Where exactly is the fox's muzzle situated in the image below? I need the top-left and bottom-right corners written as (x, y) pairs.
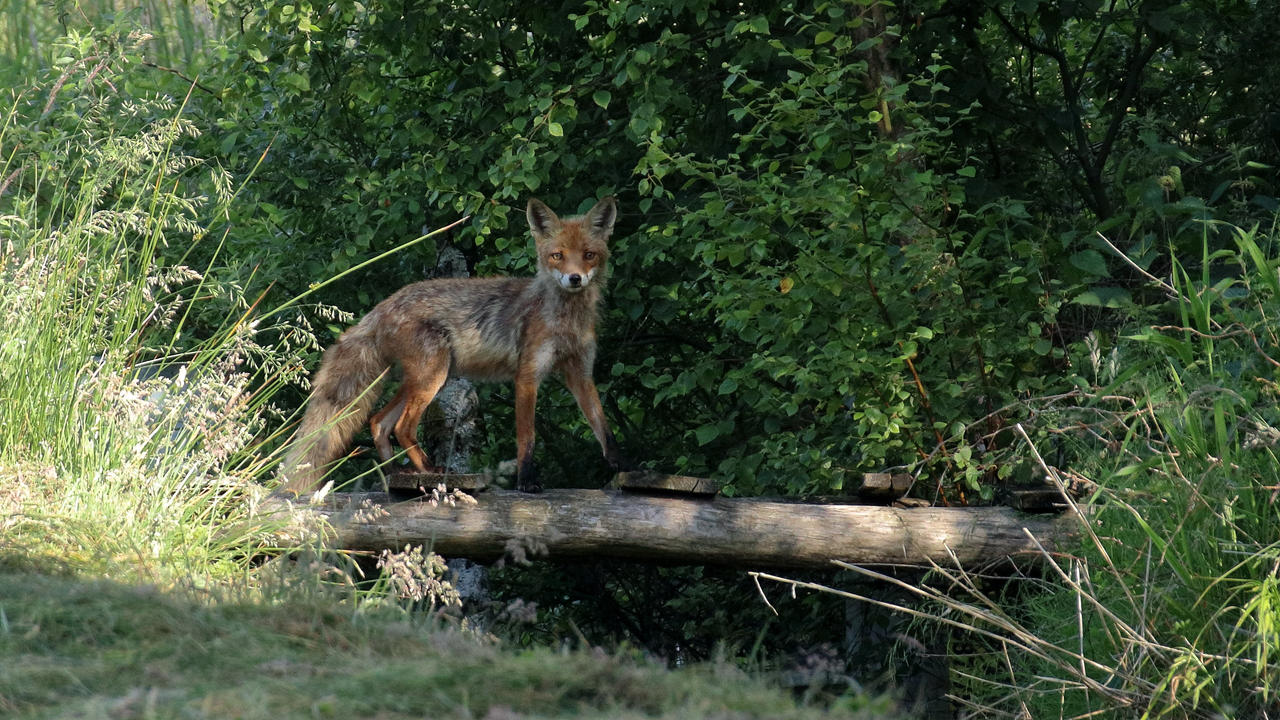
top-left (552, 267), bottom-right (591, 292)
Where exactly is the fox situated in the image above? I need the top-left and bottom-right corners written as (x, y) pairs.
top-left (279, 196), bottom-right (627, 495)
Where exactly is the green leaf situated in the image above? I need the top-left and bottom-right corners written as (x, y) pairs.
top-left (1069, 249), bottom-right (1109, 277)
top-left (694, 424), bottom-right (720, 446)
top-left (814, 30), bottom-right (836, 45)
top-left (1071, 286), bottom-right (1132, 308)
top-left (547, 122), bottom-right (564, 137)
top-left (219, 132), bottom-right (240, 156)
top-left (1126, 331), bottom-right (1193, 364)
top-left (592, 90), bottom-right (611, 109)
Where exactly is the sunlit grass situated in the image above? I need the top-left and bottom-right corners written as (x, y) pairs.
top-left (0, 27), bottom-right (293, 589)
top-left (0, 571), bottom-right (891, 719)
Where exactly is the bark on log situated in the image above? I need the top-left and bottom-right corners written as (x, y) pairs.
top-left (297, 489), bottom-right (1077, 571)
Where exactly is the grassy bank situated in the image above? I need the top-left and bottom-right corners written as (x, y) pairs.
top-left (1, 572), bottom-right (888, 719)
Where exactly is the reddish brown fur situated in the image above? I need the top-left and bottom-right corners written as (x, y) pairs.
top-left (280, 197), bottom-right (624, 494)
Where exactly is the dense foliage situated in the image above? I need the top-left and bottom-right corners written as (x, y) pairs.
top-left (173, 0), bottom-right (1276, 500)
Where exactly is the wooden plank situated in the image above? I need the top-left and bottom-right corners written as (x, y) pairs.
top-left (383, 470), bottom-right (491, 493)
top-left (855, 472), bottom-right (913, 501)
top-left (609, 471), bottom-right (721, 496)
top-left (284, 489), bottom-right (1077, 570)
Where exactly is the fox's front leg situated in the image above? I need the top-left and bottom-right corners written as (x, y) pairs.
top-left (514, 368), bottom-right (542, 493)
top-left (563, 364), bottom-right (630, 473)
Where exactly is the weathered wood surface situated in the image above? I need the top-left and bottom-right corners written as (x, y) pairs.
top-left (608, 470), bottom-right (721, 496)
top-left (293, 489), bottom-right (1076, 570)
top-left (383, 470), bottom-right (492, 493)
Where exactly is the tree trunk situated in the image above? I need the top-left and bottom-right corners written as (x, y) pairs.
top-left (296, 489), bottom-right (1076, 571)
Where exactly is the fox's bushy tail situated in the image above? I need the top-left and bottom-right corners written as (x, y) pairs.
top-left (279, 322), bottom-right (386, 494)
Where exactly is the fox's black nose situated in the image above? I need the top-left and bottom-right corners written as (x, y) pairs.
top-left (568, 274), bottom-right (582, 287)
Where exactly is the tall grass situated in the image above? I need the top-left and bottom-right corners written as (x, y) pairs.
top-left (755, 223), bottom-right (1280, 718)
top-left (932, 224), bottom-right (1280, 717)
top-left (0, 19), bottom-right (459, 598)
top-left (0, 0), bottom-right (224, 86)
top-left (0, 27), bottom-right (299, 587)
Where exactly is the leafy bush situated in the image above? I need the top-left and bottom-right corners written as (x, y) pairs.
top-left (629, 16), bottom-right (1069, 496)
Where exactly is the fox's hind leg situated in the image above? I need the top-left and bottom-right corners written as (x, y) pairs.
top-left (392, 345), bottom-right (451, 473)
top-left (369, 391), bottom-right (408, 462)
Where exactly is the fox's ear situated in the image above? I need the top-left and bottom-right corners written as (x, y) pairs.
top-left (585, 196), bottom-right (617, 238)
top-left (526, 198), bottom-right (561, 241)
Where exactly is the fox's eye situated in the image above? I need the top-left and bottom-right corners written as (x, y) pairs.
top-left (550, 252), bottom-right (563, 261)
top-left (583, 251), bottom-right (596, 261)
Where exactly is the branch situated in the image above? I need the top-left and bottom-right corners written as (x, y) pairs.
top-left (1094, 38), bottom-right (1161, 174)
top-left (142, 61), bottom-right (222, 100)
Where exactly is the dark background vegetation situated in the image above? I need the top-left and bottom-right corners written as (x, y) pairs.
top-left (188, 0), bottom-right (1278, 498)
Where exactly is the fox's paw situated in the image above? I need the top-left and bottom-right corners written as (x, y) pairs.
top-left (612, 455), bottom-right (636, 472)
top-left (516, 460), bottom-right (542, 493)
top-left (604, 435), bottom-right (633, 472)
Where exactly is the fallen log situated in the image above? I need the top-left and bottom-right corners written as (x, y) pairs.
top-left (292, 488), bottom-right (1078, 571)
